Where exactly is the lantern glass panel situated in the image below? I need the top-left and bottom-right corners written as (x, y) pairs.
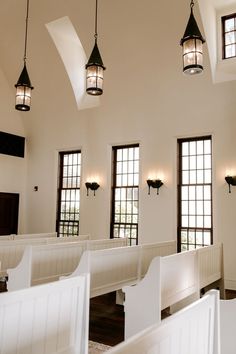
top-left (15, 85), bottom-right (31, 109)
top-left (86, 65), bottom-right (104, 94)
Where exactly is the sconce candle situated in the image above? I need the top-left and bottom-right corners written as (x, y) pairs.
top-left (147, 179), bottom-right (163, 195)
top-left (85, 181), bottom-right (100, 196)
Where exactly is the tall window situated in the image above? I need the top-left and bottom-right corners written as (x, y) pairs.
top-left (222, 14), bottom-right (236, 59)
top-left (56, 150), bottom-right (81, 237)
top-left (178, 137), bottom-right (212, 251)
top-left (111, 144), bottom-right (139, 245)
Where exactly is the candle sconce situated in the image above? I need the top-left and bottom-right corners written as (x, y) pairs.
top-left (225, 176), bottom-right (236, 193)
top-left (85, 182), bottom-right (100, 196)
top-left (147, 179), bottom-right (163, 195)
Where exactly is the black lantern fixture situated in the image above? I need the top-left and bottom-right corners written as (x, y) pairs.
top-left (86, 0), bottom-right (106, 95)
top-left (15, 0), bottom-right (34, 111)
top-left (180, 0), bottom-right (205, 75)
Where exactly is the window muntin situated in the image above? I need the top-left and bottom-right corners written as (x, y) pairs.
top-left (178, 137), bottom-right (212, 251)
top-left (111, 145), bottom-right (139, 246)
top-left (222, 14), bottom-right (236, 59)
top-left (56, 151), bottom-right (81, 237)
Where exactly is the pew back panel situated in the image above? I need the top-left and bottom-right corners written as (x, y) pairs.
top-left (7, 238), bottom-right (128, 291)
top-left (106, 290), bottom-right (219, 354)
top-left (0, 275), bottom-right (90, 354)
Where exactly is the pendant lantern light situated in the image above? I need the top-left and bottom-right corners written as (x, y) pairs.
top-left (15, 0), bottom-right (34, 111)
top-left (86, 0), bottom-right (106, 95)
top-left (180, 0), bottom-right (205, 75)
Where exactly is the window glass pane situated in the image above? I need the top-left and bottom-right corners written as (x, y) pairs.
top-left (128, 148), bottom-right (134, 160)
top-left (190, 156), bottom-right (196, 170)
top-left (182, 171), bottom-right (189, 184)
top-left (182, 142), bottom-right (189, 156)
top-left (189, 215), bottom-right (196, 227)
top-left (204, 155), bottom-right (211, 169)
top-left (196, 231), bottom-right (203, 245)
top-left (197, 141), bottom-right (203, 154)
top-left (197, 155), bottom-right (203, 169)
top-left (204, 232), bottom-right (211, 245)
top-left (189, 171), bottom-right (196, 184)
top-left (189, 186), bottom-right (195, 200)
top-left (204, 216), bottom-right (211, 228)
top-left (196, 200), bottom-right (203, 215)
top-left (204, 140), bottom-right (211, 154)
top-left (181, 230), bottom-right (187, 244)
top-left (226, 31), bottom-right (236, 45)
top-left (197, 170), bottom-right (204, 184)
top-left (204, 201), bottom-right (211, 215)
top-left (197, 215), bottom-right (203, 227)
top-left (189, 141), bottom-right (196, 155)
top-left (182, 216), bottom-right (188, 227)
top-left (116, 175), bottom-right (122, 186)
top-left (204, 185), bottom-right (211, 200)
top-left (128, 174), bottom-right (133, 185)
top-left (182, 201), bottom-right (188, 215)
top-left (123, 149), bottom-right (128, 160)
top-left (225, 18), bottom-right (235, 32)
top-left (225, 44), bottom-right (236, 58)
top-left (182, 156), bottom-right (189, 170)
top-left (182, 186), bottom-right (188, 200)
top-left (189, 231), bottom-right (195, 244)
top-left (189, 201), bottom-right (195, 215)
top-left (204, 169), bottom-right (211, 183)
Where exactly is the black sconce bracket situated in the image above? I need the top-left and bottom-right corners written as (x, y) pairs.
top-left (85, 182), bottom-right (100, 196)
top-left (147, 179), bottom-right (163, 195)
top-left (225, 176), bottom-right (236, 193)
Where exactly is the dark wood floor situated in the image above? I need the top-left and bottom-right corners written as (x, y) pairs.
top-left (89, 292), bottom-right (124, 346)
top-left (1, 281), bottom-right (236, 347)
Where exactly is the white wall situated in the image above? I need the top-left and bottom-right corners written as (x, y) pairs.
top-left (0, 67), bottom-right (27, 232)
top-left (1, 0), bottom-right (236, 288)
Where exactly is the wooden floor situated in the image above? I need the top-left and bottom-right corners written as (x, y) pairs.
top-left (89, 292), bottom-right (124, 347)
top-left (1, 281), bottom-right (236, 348)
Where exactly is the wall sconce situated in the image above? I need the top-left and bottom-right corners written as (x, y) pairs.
top-left (85, 182), bottom-right (100, 196)
top-left (147, 179), bottom-right (163, 195)
top-left (225, 176), bottom-right (236, 193)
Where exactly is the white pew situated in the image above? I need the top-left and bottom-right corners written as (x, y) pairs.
top-left (123, 243), bottom-right (224, 339)
top-left (0, 235), bottom-right (89, 277)
top-left (106, 290), bottom-right (220, 354)
top-left (66, 240), bottom-right (177, 298)
top-left (7, 237), bottom-right (128, 291)
top-left (220, 298), bottom-right (236, 354)
top-left (0, 275), bottom-right (90, 354)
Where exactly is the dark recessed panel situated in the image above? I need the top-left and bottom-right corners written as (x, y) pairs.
top-left (0, 131), bottom-right (25, 158)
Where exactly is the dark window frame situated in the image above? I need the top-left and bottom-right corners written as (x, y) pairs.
top-left (56, 150), bottom-right (81, 237)
top-left (222, 13), bottom-right (236, 59)
top-left (110, 144), bottom-right (139, 246)
top-left (177, 136), bottom-right (213, 252)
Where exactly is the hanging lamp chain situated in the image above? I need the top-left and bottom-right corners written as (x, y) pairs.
top-left (94, 0), bottom-right (98, 41)
top-left (23, 0), bottom-right (30, 64)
